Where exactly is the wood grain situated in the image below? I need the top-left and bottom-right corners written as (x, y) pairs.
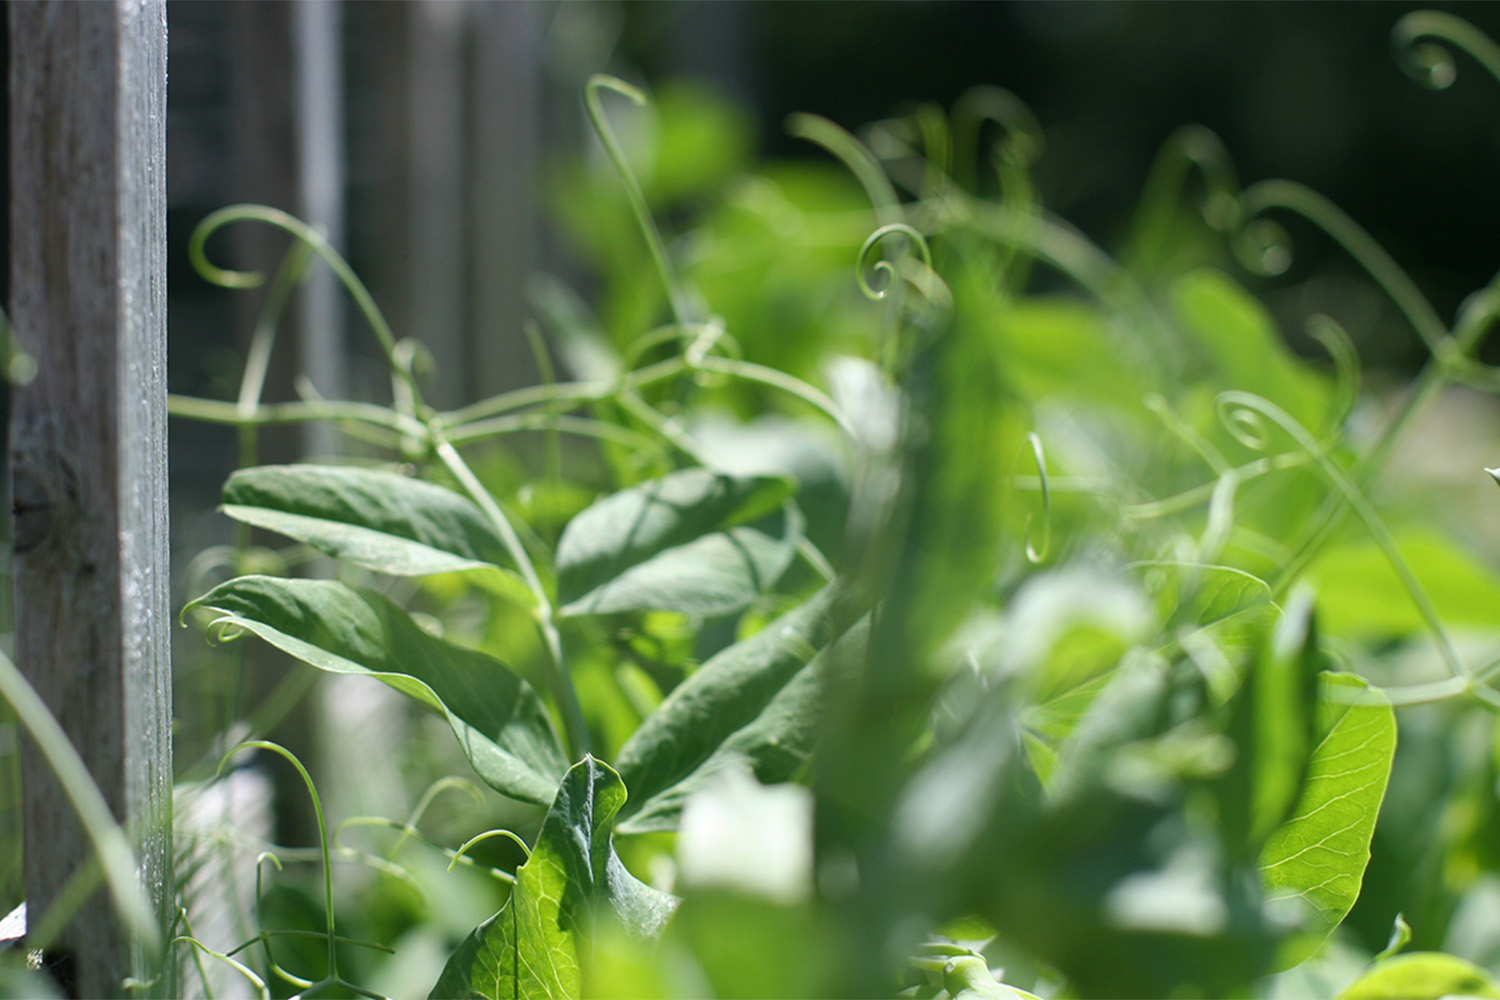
top-left (9, 1), bottom-right (171, 994)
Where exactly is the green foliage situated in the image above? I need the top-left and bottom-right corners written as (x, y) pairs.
top-left (186, 577), bottom-right (566, 805)
top-left (152, 11), bottom-right (1500, 1000)
top-left (555, 469), bottom-right (801, 618)
top-left (429, 758), bottom-right (676, 1000)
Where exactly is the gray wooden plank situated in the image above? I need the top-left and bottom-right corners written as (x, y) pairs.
top-left (9, 1), bottom-right (172, 994)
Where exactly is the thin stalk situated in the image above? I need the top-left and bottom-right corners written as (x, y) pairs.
top-left (433, 438), bottom-right (589, 758)
top-left (169, 394), bottom-right (426, 439)
top-left (586, 76), bottom-right (690, 326)
top-left (695, 355), bottom-right (855, 436)
top-left (444, 357), bottom-right (686, 427)
top-left (0, 649), bottom-right (160, 956)
top-left (190, 204), bottom-right (424, 412)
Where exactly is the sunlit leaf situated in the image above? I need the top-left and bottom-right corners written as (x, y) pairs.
top-left (1306, 525), bottom-right (1500, 639)
top-left (1170, 268), bottom-right (1332, 433)
top-left (221, 464), bottom-right (533, 602)
top-left (614, 592), bottom-right (839, 833)
top-left (556, 468), bottom-right (800, 617)
top-left (186, 576), bottom-right (566, 805)
top-left (1260, 672), bottom-right (1396, 968)
top-left (429, 757), bottom-right (679, 999)
top-left (1334, 951), bottom-right (1500, 999)
top-left (1219, 592), bottom-right (1322, 856)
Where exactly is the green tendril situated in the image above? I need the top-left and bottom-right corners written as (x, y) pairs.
top-left (1392, 11), bottom-right (1500, 91)
top-left (857, 223), bottom-right (934, 301)
top-left (1127, 125), bottom-right (1241, 273)
top-left (173, 935), bottom-right (270, 1000)
top-left (448, 829), bottom-right (531, 873)
top-left (786, 112), bottom-right (904, 226)
top-left (1022, 432), bottom-right (1052, 564)
top-left (952, 85), bottom-right (1044, 184)
top-left (188, 204), bottom-right (422, 412)
top-left (1239, 180), bottom-right (1448, 355)
top-left (1306, 313), bottom-right (1361, 442)
top-left (219, 742), bottom-right (340, 989)
top-left (1215, 390), bottom-right (1466, 680)
top-left (585, 75), bottom-right (691, 326)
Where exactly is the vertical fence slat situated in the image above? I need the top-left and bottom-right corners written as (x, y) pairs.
top-left (10, 1), bottom-right (171, 994)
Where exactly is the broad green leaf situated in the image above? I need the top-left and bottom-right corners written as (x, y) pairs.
top-left (614, 592), bottom-right (838, 833)
top-left (555, 469), bottom-right (800, 617)
top-left (1335, 952), bottom-right (1500, 999)
top-left (993, 298), bottom-right (1144, 412)
top-left (1219, 592), bottom-right (1321, 856)
top-left (221, 465), bottom-right (532, 602)
top-left (1170, 268), bottom-right (1331, 433)
top-left (186, 576), bottom-right (566, 805)
top-left (429, 757), bottom-right (679, 999)
top-left (1306, 525), bottom-right (1500, 639)
top-left (1260, 672), bottom-right (1396, 969)
top-left (1186, 564), bottom-right (1276, 630)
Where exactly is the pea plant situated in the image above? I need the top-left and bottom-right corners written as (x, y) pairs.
top-left (166, 11), bottom-right (1500, 999)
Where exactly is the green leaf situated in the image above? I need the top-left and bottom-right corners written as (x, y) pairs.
top-left (944, 956), bottom-right (1044, 1000)
top-left (1260, 672), bottom-right (1396, 968)
top-left (1306, 525), bottom-right (1500, 639)
top-left (1335, 952), bottom-right (1500, 999)
top-left (221, 464), bottom-right (532, 602)
top-left (185, 576), bottom-right (566, 805)
top-left (1219, 592), bottom-right (1322, 855)
top-left (555, 469), bottom-right (800, 618)
top-left (613, 592), bottom-right (838, 833)
top-left (1170, 268), bottom-right (1332, 433)
top-left (429, 757), bottom-right (679, 999)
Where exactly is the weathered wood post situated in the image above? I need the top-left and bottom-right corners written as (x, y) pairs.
top-left (9, 1), bottom-right (172, 995)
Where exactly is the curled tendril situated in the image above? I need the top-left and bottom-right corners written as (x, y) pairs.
top-left (1233, 217), bottom-right (1293, 278)
top-left (1216, 389), bottom-right (1466, 681)
top-left (953, 85), bottom-right (1045, 174)
top-left (1306, 313), bottom-right (1361, 441)
top-left (1216, 396), bottom-right (1274, 452)
top-left (1239, 180), bottom-right (1447, 355)
top-left (1128, 125), bottom-right (1241, 272)
top-left (188, 204), bottom-right (420, 409)
top-left (1022, 432), bottom-right (1052, 564)
top-left (857, 223), bottom-right (936, 301)
top-left (1392, 11), bottom-right (1500, 91)
top-left (586, 74), bottom-right (691, 326)
top-left (786, 112), bottom-right (903, 226)
top-left (448, 828), bottom-right (531, 873)
top-left (205, 617), bottom-right (248, 644)
top-left (220, 741), bottom-right (341, 990)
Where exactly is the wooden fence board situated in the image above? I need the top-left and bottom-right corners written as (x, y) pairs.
top-left (9, 1), bottom-right (172, 994)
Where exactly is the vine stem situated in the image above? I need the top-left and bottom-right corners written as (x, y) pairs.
top-left (190, 204), bottom-right (425, 414)
top-left (432, 437), bottom-right (590, 759)
top-left (585, 75), bottom-right (690, 326)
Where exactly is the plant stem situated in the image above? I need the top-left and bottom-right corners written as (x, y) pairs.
top-left (432, 438), bottom-right (590, 759)
top-left (0, 649), bottom-right (161, 956)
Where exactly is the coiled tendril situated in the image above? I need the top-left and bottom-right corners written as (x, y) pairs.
top-left (1392, 11), bottom-right (1500, 91)
top-left (857, 223), bottom-right (945, 305)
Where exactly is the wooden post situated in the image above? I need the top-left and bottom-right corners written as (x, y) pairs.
top-left (9, 1), bottom-right (172, 995)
